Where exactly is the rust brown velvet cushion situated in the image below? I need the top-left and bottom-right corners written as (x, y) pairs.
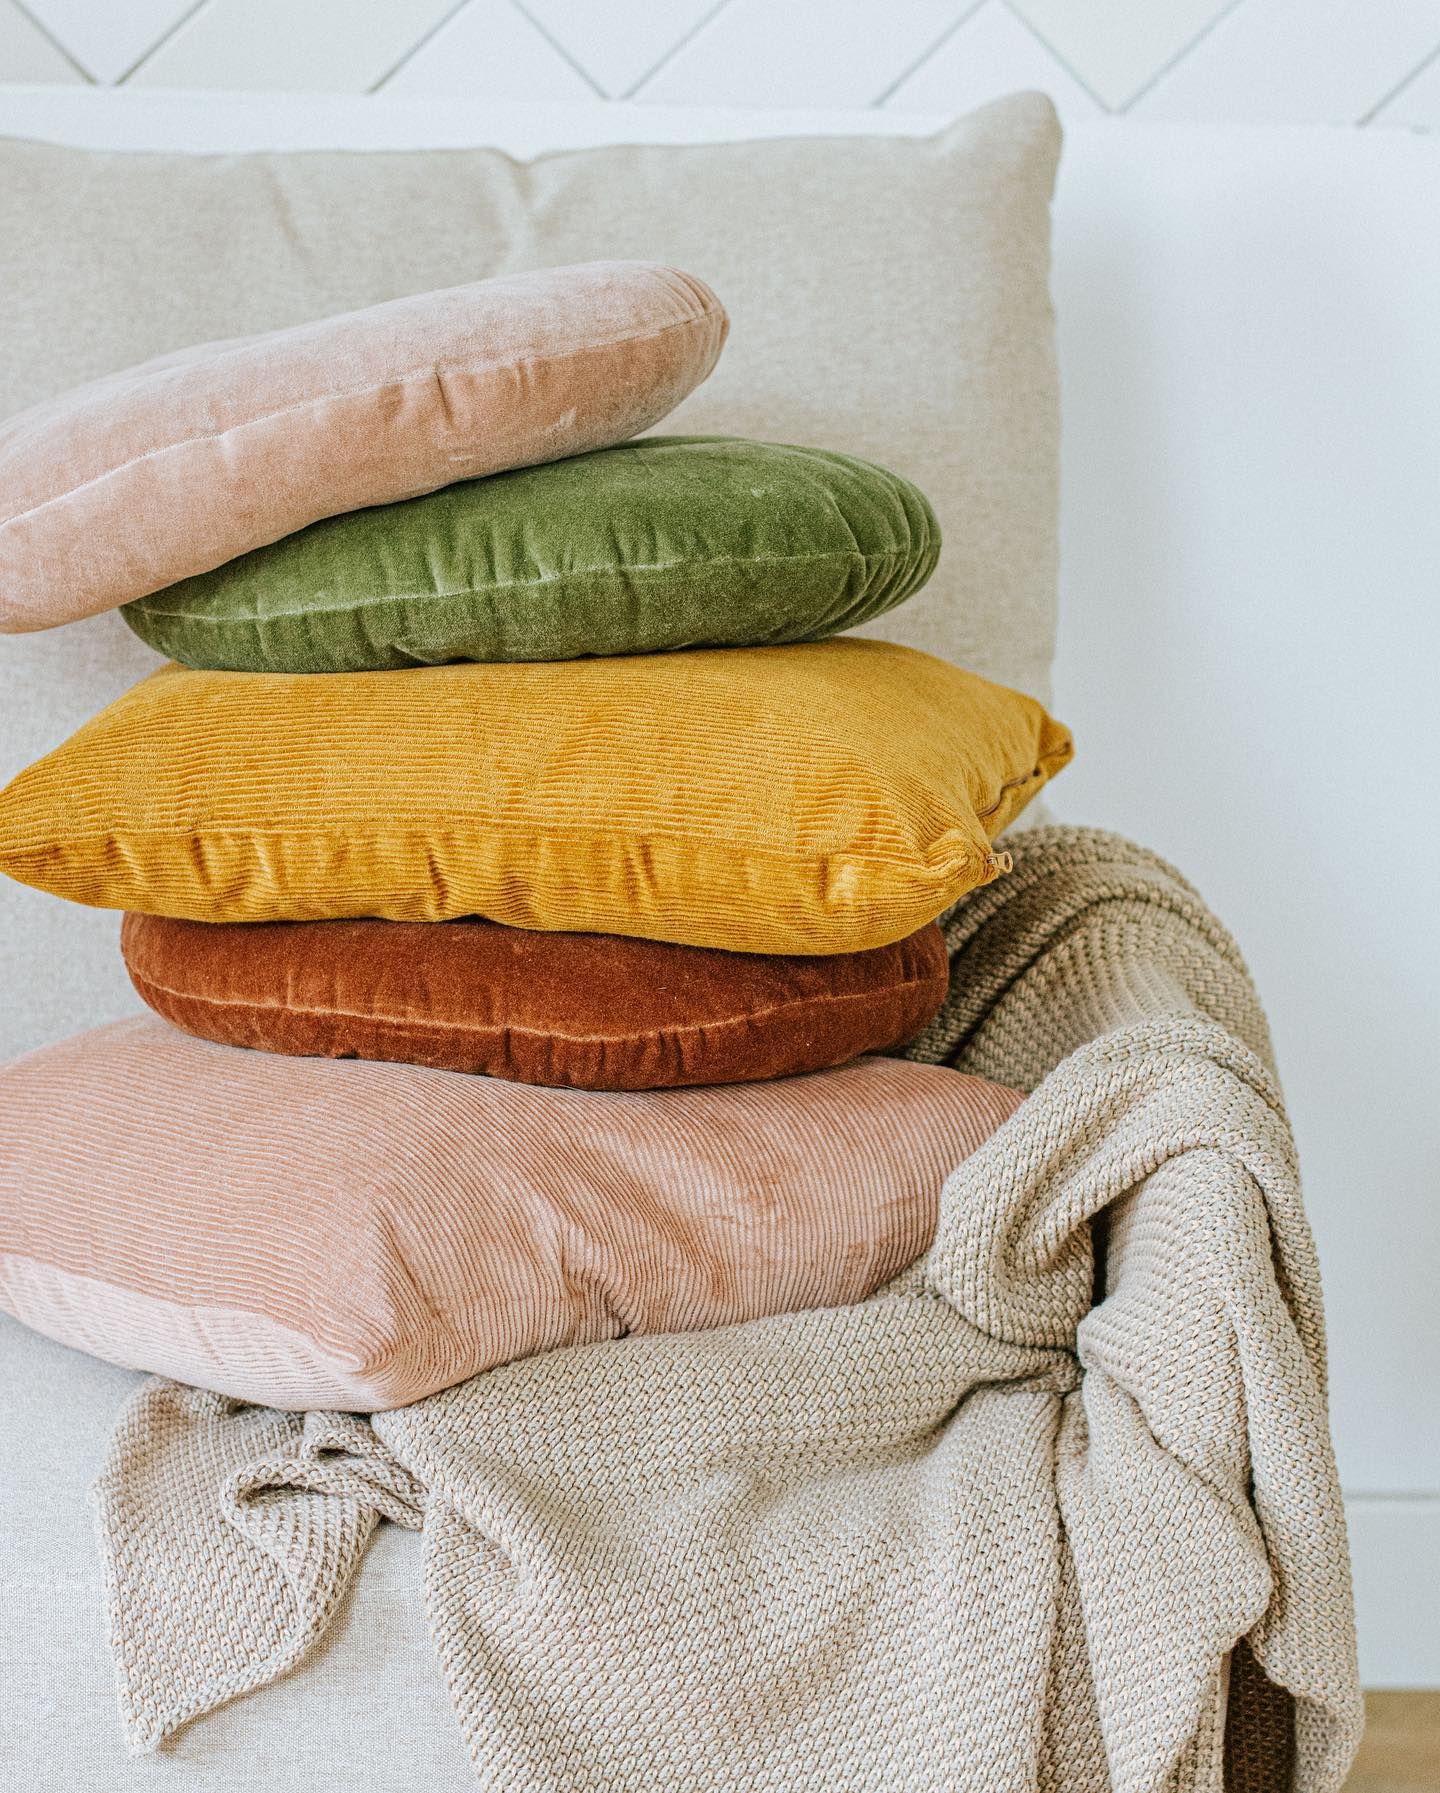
top-left (121, 913), bottom-right (951, 1090)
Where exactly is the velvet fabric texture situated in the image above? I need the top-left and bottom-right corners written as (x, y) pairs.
top-left (0, 1015), bottom-right (1024, 1410)
top-left (122, 437), bottom-right (941, 673)
top-left (121, 914), bottom-right (950, 1089)
top-left (0, 262), bottom-right (727, 632)
top-left (0, 642), bottom-right (1072, 954)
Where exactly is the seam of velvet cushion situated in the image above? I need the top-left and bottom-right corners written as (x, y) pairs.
top-left (2, 311), bottom-right (722, 530)
top-left (125, 966), bottom-right (948, 1046)
top-left (129, 548), bottom-right (929, 625)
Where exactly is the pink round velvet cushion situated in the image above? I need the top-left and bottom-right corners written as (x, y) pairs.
top-left (0, 261), bottom-right (727, 630)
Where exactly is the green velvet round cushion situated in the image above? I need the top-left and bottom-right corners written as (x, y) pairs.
top-left (121, 436), bottom-right (940, 672)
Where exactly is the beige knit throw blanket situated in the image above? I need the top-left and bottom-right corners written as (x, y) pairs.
top-left (92, 828), bottom-right (1362, 1791)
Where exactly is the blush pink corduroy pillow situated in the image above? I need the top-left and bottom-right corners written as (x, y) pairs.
top-left (0, 260), bottom-right (727, 631)
top-left (0, 1017), bottom-right (1022, 1410)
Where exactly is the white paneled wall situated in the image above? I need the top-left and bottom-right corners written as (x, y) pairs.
top-left (4, 0), bottom-right (1440, 125)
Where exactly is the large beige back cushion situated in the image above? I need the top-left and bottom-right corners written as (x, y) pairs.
top-left (0, 92), bottom-right (1060, 1062)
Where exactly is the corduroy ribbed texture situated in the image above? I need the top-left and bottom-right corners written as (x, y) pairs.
top-left (92, 829), bottom-right (1361, 1791)
top-left (0, 261), bottom-right (728, 631)
top-left (0, 1022), bottom-right (1020, 1409)
top-left (0, 642), bottom-right (1072, 953)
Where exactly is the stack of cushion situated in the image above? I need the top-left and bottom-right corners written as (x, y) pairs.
top-left (0, 261), bottom-right (1071, 1410)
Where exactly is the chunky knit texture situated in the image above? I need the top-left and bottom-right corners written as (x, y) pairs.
top-left (92, 829), bottom-right (1362, 1790)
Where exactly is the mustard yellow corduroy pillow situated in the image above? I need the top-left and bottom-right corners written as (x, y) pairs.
top-left (0, 642), bottom-right (1071, 955)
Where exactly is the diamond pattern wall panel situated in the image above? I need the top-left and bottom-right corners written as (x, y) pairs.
top-left (1008, 0), bottom-right (1239, 108)
top-left (128, 0), bottom-right (462, 93)
top-left (636, 0), bottom-right (969, 109)
top-left (883, 2), bottom-right (1105, 126)
top-left (1131, 0), bottom-right (1440, 123)
top-left (382, 0), bottom-right (597, 100)
top-left (1374, 42), bottom-right (1440, 125)
top-left (19, 0), bottom-right (196, 82)
top-left (0, 0), bottom-right (83, 81)
top-left (518, 0), bottom-right (721, 98)
top-left (2, 0), bottom-right (1440, 132)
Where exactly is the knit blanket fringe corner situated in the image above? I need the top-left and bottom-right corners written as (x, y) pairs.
top-left (90, 826), bottom-right (1364, 1792)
